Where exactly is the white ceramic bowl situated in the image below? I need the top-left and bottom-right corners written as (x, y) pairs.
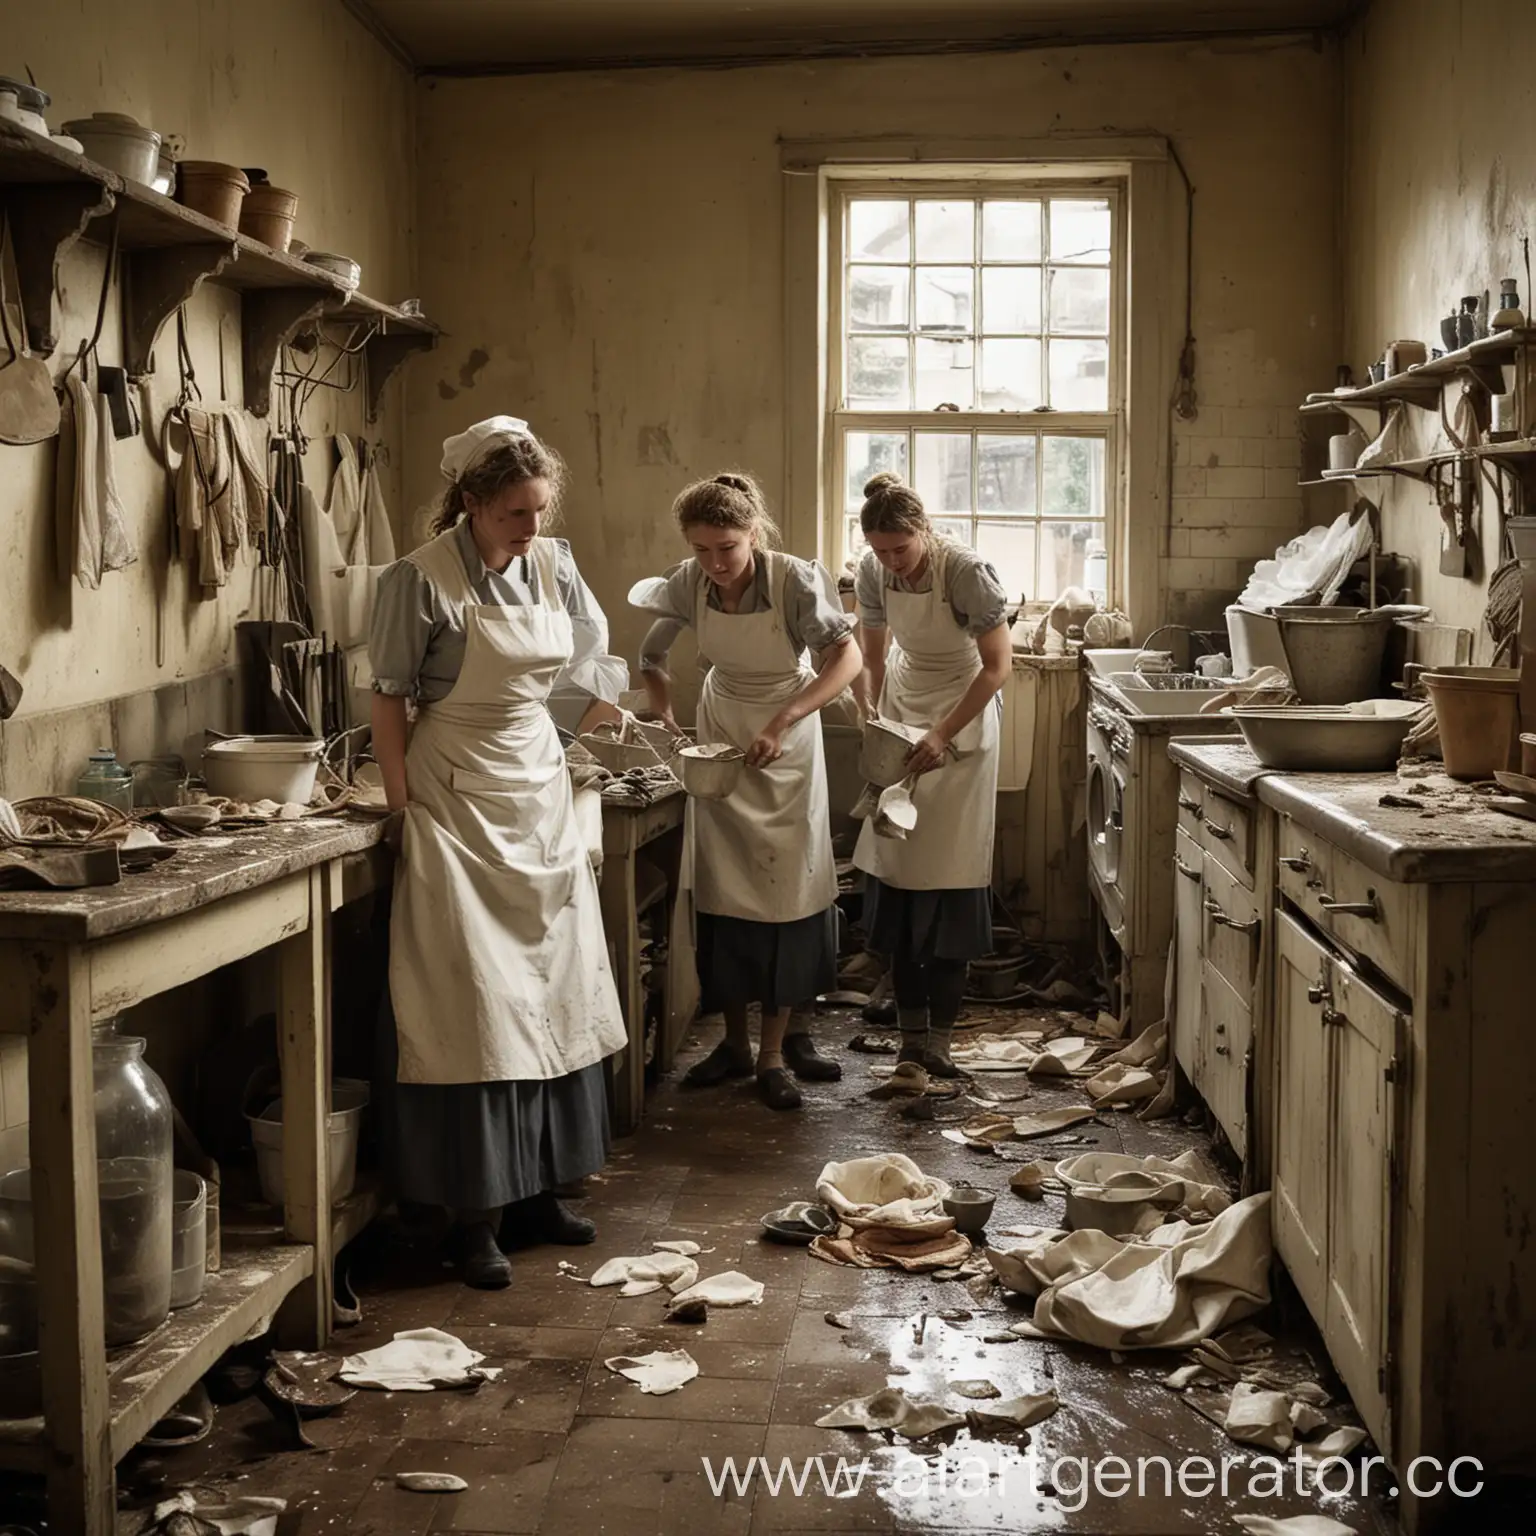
top-left (202, 736), bottom-right (323, 804)
top-left (677, 745), bottom-right (744, 800)
top-left (1229, 700), bottom-right (1420, 772)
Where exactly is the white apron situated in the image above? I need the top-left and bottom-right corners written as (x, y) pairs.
top-left (853, 539), bottom-right (1001, 890)
top-left (685, 552), bottom-right (838, 924)
top-left (389, 531), bottom-right (627, 1085)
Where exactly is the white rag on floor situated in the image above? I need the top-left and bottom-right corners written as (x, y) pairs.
top-left (605, 1349), bottom-right (698, 1395)
top-left (816, 1387), bottom-right (965, 1437)
top-left (992, 1193), bottom-right (1272, 1349)
top-left (951, 1032), bottom-right (1045, 1071)
top-left (1235, 1519), bottom-right (1359, 1536)
top-left (667, 1270), bottom-right (765, 1307)
top-left (589, 1252), bottom-right (700, 1296)
top-left (143, 1493), bottom-right (287, 1536)
top-left (816, 1153), bottom-right (950, 1228)
top-left (339, 1327), bottom-right (494, 1391)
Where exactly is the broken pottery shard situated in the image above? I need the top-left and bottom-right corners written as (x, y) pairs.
top-left (668, 1270), bottom-right (765, 1307)
top-left (968, 1390), bottom-right (1060, 1430)
top-left (1289, 1399), bottom-right (1328, 1436)
top-left (1012, 1106), bottom-right (1099, 1139)
top-left (959, 1111), bottom-right (1016, 1143)
top-left (1162, 1362), bottom-right (1211, 1391)
top-left (1299, 1426), bottom-right (1369, 1463)
top-left (1211, 1322), bottom-right (1273, 1362)
top-left (868, 1061), bottom-right (930, 1099)
top-left (949, 1379), bottom-right (1001, 1399)
top-left (604, 1349), bottom-right (699, 1395)
top-left (1289, 1380), bottom-right (1331, 1407)
top-left (652, 1239), bottom-right (702, 1256)
top-left (815, 1386), bottom-right (966, 1437)
top-left (1234, 1518), bottom-right (1359, 1536)
top-left (982, 1332), bottom-right (1021, 1344)
top-left (1082, 1061), bottom-right (1159, 1106)
top-left (1027, 1037), bottom-right (1098, 1077)
top-left (1009, 1161), bottom-right (1053, 1199)
top-left (1224, 1382), bottom-right (1295, 1453)
top-left (663, 1295), bottom-right (708, 1324)
top-left (339, 1328), bottom-right (488, 1392)
top-left (396, 1473), bottom-right (468, 1493)
top-left (824, 1312), bottom-right (852, 1329)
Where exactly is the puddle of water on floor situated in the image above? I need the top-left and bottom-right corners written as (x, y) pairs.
top-left (878, 1431), bottom-right (1069, 1532)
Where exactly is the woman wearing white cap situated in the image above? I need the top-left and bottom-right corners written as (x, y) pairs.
top-left (368, 417), bottom-right (629, 1288)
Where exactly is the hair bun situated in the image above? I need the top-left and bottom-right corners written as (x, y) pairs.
top-left (864, 471), bottom-right (904, 496)
top-left (713, 473), bottom-right (754, 495)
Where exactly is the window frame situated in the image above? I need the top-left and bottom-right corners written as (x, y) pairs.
top-left (824, 175), bottom-right (1127, 609)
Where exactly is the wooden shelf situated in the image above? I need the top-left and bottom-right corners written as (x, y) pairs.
top-left (0, 1243), bottom-right (312, 1466)
top-left (1300, 330), bottom-right (1531, 418)
top-left (0, 118), bottom-right (437, 414)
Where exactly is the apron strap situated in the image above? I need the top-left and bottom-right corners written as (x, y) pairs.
top-left (528, 536), bottom-right (563, 611)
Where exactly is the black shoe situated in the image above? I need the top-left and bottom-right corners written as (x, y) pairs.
top-left (460, 1221), bottom-right (512, 1289)
top-left (897, 1042), bottom-right (927, 1069)
top-left (922, 1047), bottom-right (962, 1079)
top-left (501, 1191), bottom-right (597, 1249)
top-left (783, 1032), bottom-right (842, 1082)
top-left (681, 1040), bottom-right (755, 1087)
top-left (862, 1000), bottom-right (898, 1025)
top-left (756, 1067), bottom-right (803, 1111)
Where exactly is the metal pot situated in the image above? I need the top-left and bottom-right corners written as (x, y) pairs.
top-left (201, 736), bottom-right (323, 804)
top-left (1273, 607), bottom-right (1396, 704)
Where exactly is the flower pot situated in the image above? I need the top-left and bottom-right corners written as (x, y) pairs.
top-left (239, 184), bottom-right (299, 251)
top-left (177, 160), bottom-right (250, 228)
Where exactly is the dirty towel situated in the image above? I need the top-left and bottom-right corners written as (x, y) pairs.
top-left (816, 1387), bottom-right (965, 1437)
top-left (816, 1153), bottom-right (950, 1228)
top-left (340, 1327), bottom-right (495, 1391)
top-left (996, 1193), bottom-right (1271, 1349)
top-left (667, 1270), bottom-right (764, 1307)
top-left (605, 1348), bottom-right (698, 1395)
top-left (589, 1252), bottom-right (700, 1296)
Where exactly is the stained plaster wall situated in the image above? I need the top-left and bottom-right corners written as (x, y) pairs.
top-left (1342, 0), bottom-right (1535, 644)
top-left (0, 0), bottom-right (416, 1168)
top-left (408, 34), bottom-right (1341, 692)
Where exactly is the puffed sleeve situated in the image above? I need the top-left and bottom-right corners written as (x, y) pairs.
top-left (946, 545), bottom-right (1010, 636)
top-left (368, 560), bottom-right (436, 697)
top-left (783, 558), bottom-right (856, 654)
top-left (552, 540), bottom-right (628, 710)
top-left (854, 548), bottom-right (888, 629)
top-left (628, 562), bottom-right (697, 675)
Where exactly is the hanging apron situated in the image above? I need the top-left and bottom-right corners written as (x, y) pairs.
top-left (685, 552), bottom-right (838, 925)
top-left (853, 539), bottom-right (1001, 891)
top-left (389, 530), bottom-right (628, 1085)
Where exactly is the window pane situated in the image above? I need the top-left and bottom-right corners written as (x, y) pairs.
top-left (915, 200), bottom-right (974, 262)
top-left (1048, 266), bottom-right (1110, 335)
top-left (848, 336), bottom-right (910, 408)
top-left (982, 267), bottom-right (1041, 335)
top-left (849, 266), bottom-right (909, 331)
top-left (1038, 521), bottom-right (1101, 601)
top-left (915, 338), bottom-right (974, 410)
top-left (849, 199), bottom-right (909, 262)
top-left (931, 519), bottom-right (975, 548)
top-left (978, 435), bottom-right (1038, 514)
top-left (982, 200), bottom-right (1042, 261)
top-left (1048, 338), bottom-right (1109, 410)
top-left (1043, 436), bottom-right (1106, 519)
top-left (976, 520), bottom-right (1037, 602)
top-left (978, 337), bottom-right (1042, 411)
top-left (845, 431), bottom-right (909, 510)
top-left (915, 266), bottom-right (973, 333)
top-left (914, 433), bottom-right (972, 514)
top-left (1050, 198), bottom-right (1111, 264)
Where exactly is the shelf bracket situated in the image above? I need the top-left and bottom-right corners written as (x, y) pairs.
top-left (242, 289), bottom-right (330, 417)
top-left (363, 327), bottom-right (437, 423)
top-left (0, 183), bottom-right (117, 357)
top-left (122, 241), bottom-right (239, 379)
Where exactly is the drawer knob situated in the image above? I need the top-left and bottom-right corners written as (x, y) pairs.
top-left (1307, 981), bottom-right (1331, 1006)
top-left (1214, 1043), bottom-right (1230, 1056)
top-left (1204, 821), bottom-right (1234, 841)
top-left (1178, 796), bottom-right (1203, 817)
top-left (1318, 893), bottom-right (1381, 921)
top-left (1280, 851), bottom-right (1311, 872)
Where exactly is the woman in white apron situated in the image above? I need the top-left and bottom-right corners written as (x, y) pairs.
top-left (631, 474), bottom-right (861, 1110)
top-left (368, 416), bottom-right (629, 1288)
top-left (852, 472), bottom-right (1012, 1076)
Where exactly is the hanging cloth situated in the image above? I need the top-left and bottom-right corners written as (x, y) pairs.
top-left (60, 355), bottom-right (135, 590)
top-left (359, 440), bottom-right (396, 566)
top-left (326, 435), bottom-right (367, 565)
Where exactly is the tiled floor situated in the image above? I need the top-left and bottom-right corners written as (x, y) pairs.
top-left (108, 1012), bottom-right (1409, 1536)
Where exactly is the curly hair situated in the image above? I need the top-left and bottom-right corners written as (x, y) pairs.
top-left (859, 470), bottom-right (930, 539)
top-left (672, 472), bottom-right (781, 548)
top-left (432, 434), bottom-right (566, 535)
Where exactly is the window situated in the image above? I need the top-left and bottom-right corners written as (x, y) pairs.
top-left (829, 184), bottom-right (1122, 604)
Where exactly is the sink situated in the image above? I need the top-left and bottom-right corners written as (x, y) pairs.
top-left (1103, 673), bottom-right (1232, 716)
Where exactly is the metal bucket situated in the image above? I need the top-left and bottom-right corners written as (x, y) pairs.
top-left (1274, 607), bottom-right (1395, 704)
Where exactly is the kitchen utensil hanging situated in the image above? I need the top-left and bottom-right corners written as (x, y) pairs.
top-left (0, 210), bottom-right (60, 443)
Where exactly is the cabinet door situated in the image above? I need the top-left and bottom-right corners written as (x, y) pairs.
top-left (1172, 831), bottom-right (1205, 1079)
top-left (1325, 953), bottom-right (1402, 1457)
top-left (1202, 960), bottom-right (1252, 1158)
top-left (1273, 912), bottom-right (1332, 1322)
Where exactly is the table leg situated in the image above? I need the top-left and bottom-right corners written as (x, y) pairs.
top-left (26, 944), bottom-right (114, 1536)
top-left (598, 846), bottom-right (644, 1136)
top-left (276, 867), bottom-right (331, 1344)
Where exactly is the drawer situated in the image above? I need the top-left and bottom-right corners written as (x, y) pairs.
top-left (1176, 770), bottom-right (1206, 842)
top-left (1197, 785), bottom-right (1256, 887)
top-left (1276, 818), bottom-right (1416, 992)
top-left (1201, 961), bottom-right (1251, 1157)
top-left (1203, 854), bottom-right (1260, 1000)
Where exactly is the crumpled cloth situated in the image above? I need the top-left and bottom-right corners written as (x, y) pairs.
top-left (816, 1387), bottom-right (965, 1437)
top-left (600, 765), bottom-right (680, 806)
top-left (589, 1252), bottom-right (700, 1296)
top-left (816, 1153), bottom-right (950, 1228)
top-left (1196, 664), bottom-right (1294, 714)
top-left (668, 1270), bottom-right (765, 1307)
top-left (811, 1224), bottom-right (971, 1273)
top-left (950, 1032), bottom-right (1045, 1071)
top-left (60, 366), bottom-right (136, 590)
top-left (340, 1327), bottom-right (497, 1391)
top-left (565, 738), bottom-right (612, 794)
top-left (1, 796), bottom-right (134, 847)
top-left (991, 1193), bottom-right (1272, 1350)
top-left (604, 1349), bottom-right (698, 1395)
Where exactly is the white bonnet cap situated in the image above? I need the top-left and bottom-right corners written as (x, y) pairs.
top-left (439, 416), bottom-right (532, 482)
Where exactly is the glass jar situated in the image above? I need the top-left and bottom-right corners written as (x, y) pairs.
top-left (75, 748), bottom-right (134, 812)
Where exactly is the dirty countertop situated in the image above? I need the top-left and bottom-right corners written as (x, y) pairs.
top-left (1168, 739), bottom-right (1536, 883)
top-left (0, 816), bottom-right (388, 943)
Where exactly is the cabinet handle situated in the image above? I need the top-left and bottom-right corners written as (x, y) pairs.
top-left (1321, 1006), bottom-right (1344, 1028)
top-left (1174, 855), bottom-right (1201, 882)
top-left (1177, 796), bottom-right (1203, 817)
top-left (1280, 851), bottom-right (1311, 872)
top-left (1214, 1022), bottom-right (1226, 1034)
top-left (1318, 892), bottom-right (1380, 921)
top-left (1307, 981), bottom-right (1331, 1006)
top-left (1204, 821), bottom-right (1234, 841)
top-left (1214, 1043), bottom-right (1230, 1056)
top-left (1204, 897), bottom-right (1259, 934)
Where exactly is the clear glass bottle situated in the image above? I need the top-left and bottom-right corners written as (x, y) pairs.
top-left (75, 748), bottom-right (134, 812)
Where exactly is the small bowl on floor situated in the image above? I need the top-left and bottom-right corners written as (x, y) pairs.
top-left (942, 1185), bottom-right (996, 1234)
top-left (760, 1203), bottom-right (836, 1245)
